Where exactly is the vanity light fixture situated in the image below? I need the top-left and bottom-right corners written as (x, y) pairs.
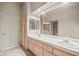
top-left (42, 12), bottom-right (45, 14)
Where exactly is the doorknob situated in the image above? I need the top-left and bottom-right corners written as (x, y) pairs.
top-left (2, 33), bottom-right (6, 35)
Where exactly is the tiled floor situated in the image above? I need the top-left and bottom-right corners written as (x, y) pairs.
top-left (0, 46), bottom-right (26, 56)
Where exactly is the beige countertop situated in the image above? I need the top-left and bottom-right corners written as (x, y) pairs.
top-left (27, 33), bottom-right (79, 56)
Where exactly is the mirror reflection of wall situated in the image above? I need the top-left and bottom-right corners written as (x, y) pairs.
top-left (29, 18), bottom-right (40, 34)
top-left (36, 20), bottom-right (40, 30)
top-left (29, 19), bottom-right (40, 30)
top-left (30, 19), bottom-right (35, 30)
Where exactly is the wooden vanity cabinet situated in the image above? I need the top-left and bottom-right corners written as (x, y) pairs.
top-left (27, 38), bottom-right (35, 53)
top-left (27, 37), bottom-right (43, 56)
top-left (27, 37), bottom-right (74, 56)
top-left (33, 43), bottom-right (43, 56)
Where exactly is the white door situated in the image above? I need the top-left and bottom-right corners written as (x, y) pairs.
top-left (0, 3), bottom-right (21, 50)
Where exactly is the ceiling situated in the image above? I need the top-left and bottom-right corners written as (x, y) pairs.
top-left (31, 2), bottom-right (46, 12)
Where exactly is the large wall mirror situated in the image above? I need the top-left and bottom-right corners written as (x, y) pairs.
top-left (30, 3), bottom-right (79, 44)
top-left (38, 3), bottom-right (79, 40)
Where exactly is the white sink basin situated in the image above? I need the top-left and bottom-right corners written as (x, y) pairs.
top-left (57, 41), bottom-right (79, 49)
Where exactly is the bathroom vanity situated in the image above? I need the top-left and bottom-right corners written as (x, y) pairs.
top-left (27, 34), bottom-right (79, 56)
top-left (27, 3), bottom-right (79, 56)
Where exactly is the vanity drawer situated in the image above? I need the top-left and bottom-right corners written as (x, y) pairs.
top-left (43, 50), bottom-right (55, 56)
top-left (53, 48), bottom-right (72, 56)
top-left (43, 44), bottom-right (53, 53)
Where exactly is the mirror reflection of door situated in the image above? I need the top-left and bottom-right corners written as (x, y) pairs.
top-left (53, 21), bottom-right (58, 36)
top-left (42, 21), bottom-right (58, 35)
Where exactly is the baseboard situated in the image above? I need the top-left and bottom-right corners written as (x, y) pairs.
top-left (1, 45), bottom-right (19, 51)
top-left (20, 44), bottom-right (34, 56)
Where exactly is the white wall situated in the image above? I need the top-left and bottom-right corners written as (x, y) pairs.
top-left (0, 3), bottom-right (22, 50)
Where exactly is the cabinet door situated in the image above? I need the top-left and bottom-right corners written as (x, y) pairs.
top-left (28, 38), bottom-right (43, 56)
top-left (43, 44), bottom-right (53, 53)
top-left (53, 48), bottom-right (73, 56)
top-left (28, 39), bottom-right (33, 51)
top-left (43, 50), bottom-right (55, 56)
top-left (34, 44), bottom-right (43, 56)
